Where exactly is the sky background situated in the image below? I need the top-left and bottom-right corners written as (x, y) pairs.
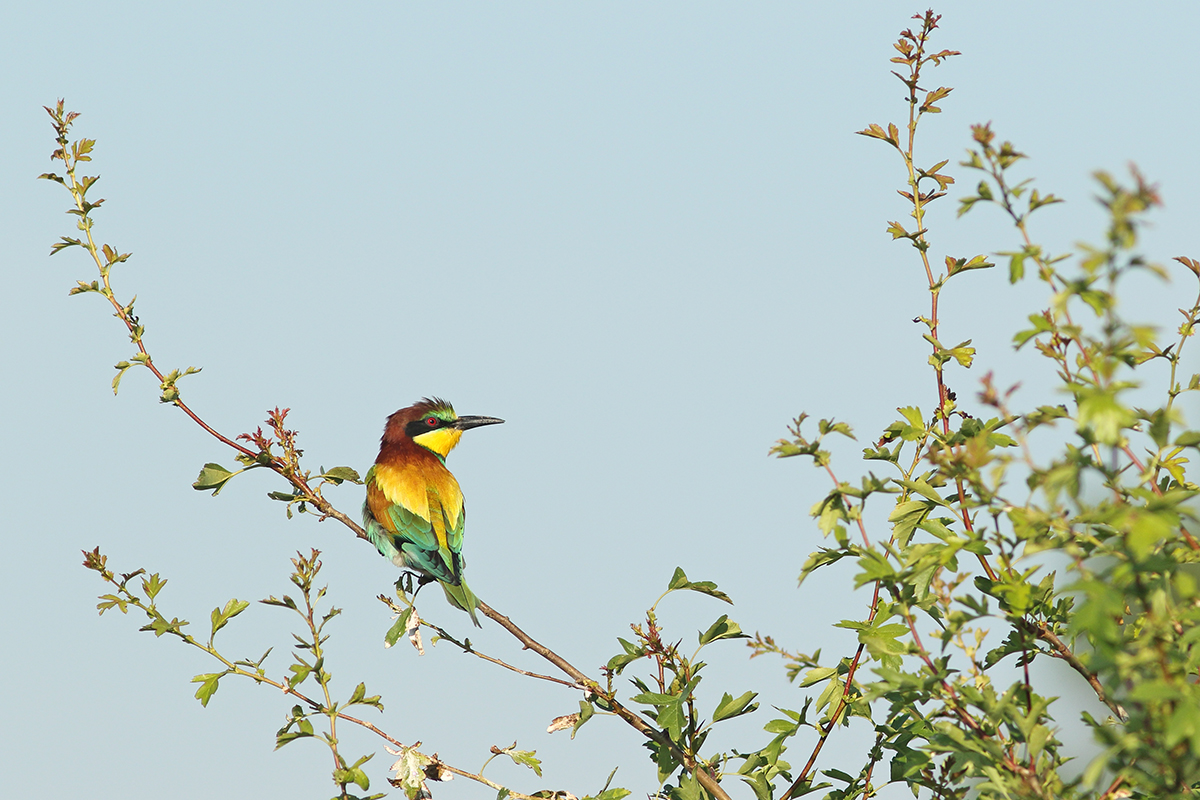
top-left (4, 2), bottom-right (1200, 798)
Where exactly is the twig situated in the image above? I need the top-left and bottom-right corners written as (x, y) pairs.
top-left (1020, 619), bottom-right (1127, 721)
top-left (378, 596), bottom-right (577, 688)
top-left (477, 600), bottom-right (734, 800)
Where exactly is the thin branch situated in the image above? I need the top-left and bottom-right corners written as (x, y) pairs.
top-left (477, 600), bottom-right (734, 800)
top-left (432, 759), bottom-right (542, 800)
top-left (378, 595), bottom-right (579, 689)
top-left (1020, 619), bottom-right (1127, 721)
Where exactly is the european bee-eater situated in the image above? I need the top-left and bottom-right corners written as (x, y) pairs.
top-left (363, 398), bottom-right (503, 627)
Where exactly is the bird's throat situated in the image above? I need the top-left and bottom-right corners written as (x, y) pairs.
top-left (412, 427), bottom-right (463, 458)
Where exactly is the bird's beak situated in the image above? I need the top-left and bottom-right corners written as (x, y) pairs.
top-left (452, 415), bottom-right (505, 431)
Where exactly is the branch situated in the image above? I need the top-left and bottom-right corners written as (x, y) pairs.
top-left (379, 595), bottom-right (577, 688)
top-left (477, 601), bottom-right (734, 800)
top-left (1020, 619), bottom-right (1128, 721)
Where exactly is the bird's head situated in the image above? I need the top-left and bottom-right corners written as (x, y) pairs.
top-left (382, 397), bottom-right (504, 458)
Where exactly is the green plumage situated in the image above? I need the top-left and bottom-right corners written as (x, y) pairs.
top-left (363, 399), bottom-right (502, 628)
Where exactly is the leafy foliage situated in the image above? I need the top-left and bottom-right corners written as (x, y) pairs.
top-left (49, 8), bottom-right (1200, 800)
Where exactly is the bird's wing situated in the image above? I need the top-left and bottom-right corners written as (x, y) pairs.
top-left (426, 487), bottom-right (466, 582)
top-left (364, 465), bottom-right (461, 584)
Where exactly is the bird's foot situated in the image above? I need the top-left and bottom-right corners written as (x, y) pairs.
top-left (395, 571), bottom-right (436, 598)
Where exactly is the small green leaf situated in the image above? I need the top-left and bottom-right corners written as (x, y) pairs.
top-left (698, 614), bottom-right (748, 646)
top-left (945, 254), bottom-right (994, 277)
top-left (193, 463), bottom-right (235, 496)
top-left (348, 682), bottom-right (383, 709)
top-left (798, 666), bottom-right (837, 688)
top-left (590, 789), bottom-right (631, 800)
top-left (667, 567), bottom-right (690, 590)
top-left (111, 361), bottom-right (132, 394)
top-left (665, 567), bottom-right (733, 604)
top-left (141, 573), bottom-right (167, 601)
top-left (893, 477), bottom-right (952, 508)
top-left (712, 691), bottom-right (759, 722)
top-left (898, 406), bottom-right (925, 430)
top-left (321, 466), bottom-right (363, 485)
top-left (192, 672), bottom-right (223, 707)
top-left (1176, 430), bottom-right (1200, 448)
top-left (288, 661), bottom-right (312, 688)
top-left (210, 598), bottom-right (249, 636)
top-left (384, 608), bottom-right (413, 648)
top-left (573, 700), bottom-right (595, 738)
top-left (631, 691), bottom-right (678, 706)
top-left (502, 747), bottom-right (543, 778)
top-left (657, 698), bottom-right (686, 741)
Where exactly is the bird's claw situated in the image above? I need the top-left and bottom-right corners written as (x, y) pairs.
top-left (395, 570), bottom-right (436, 598)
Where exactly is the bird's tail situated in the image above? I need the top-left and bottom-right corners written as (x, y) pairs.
top-left (440, 578), bottom-right (482, 628)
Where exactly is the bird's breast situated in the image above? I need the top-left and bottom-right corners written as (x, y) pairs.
top-left (372, 460), bottom-right (463, 528)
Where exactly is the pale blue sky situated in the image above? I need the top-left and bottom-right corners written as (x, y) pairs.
top-left (4, 3), bottom-right (1200, 798)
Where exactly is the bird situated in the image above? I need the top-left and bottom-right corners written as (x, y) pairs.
top-left (363, 397), bottom-right (503, 627)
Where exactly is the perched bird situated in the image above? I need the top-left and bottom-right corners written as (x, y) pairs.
top-left (363, 398), bottom-right (503, 627)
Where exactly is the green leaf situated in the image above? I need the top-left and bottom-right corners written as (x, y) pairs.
top-left (1000, 249), bottom-right (1026, 283)
top-left (50, 236), bottom-right (83, 255)
top-left (1176, 430), bottom-right (1200, 448)
top-left (887, 499), bottom-right (933, 547)
top-left (288, 661), bottom-right (313, 688)
top-left (898, 406), bottom-right (925, 430)
top-left (321, 466), bottom-right (363, 485)
top-left (666, 567), bottom-right (733, 604)
top-left (141, 573), bottom-right (167, 601)
top-left (1077, 388), bottom-right (1135, 445)
top-left (893, 477), bottom-right (952, 508)
top-left (798, 666), bottom-right (837, 688)
top-left (139, 615), bottom-right (188, 637)
top-left (193, 463), bottom-right (236, 496)
top-left (348, 682), bottom-right (383, 709)
top-left (384, 608), bottom-right (413, 648)
top-left (210, 598), bottom-right (249, 637)
top-left (275, 711), bottom-right (315, 748)
top-left (858, 623), bottom-right (909, 661)
top-left (573, 699), bottom-right (595, 738)
top-left (333, 763), bottom-right (372, 791)
top-left (261, 594), bottom-right (298, 610)
top-left (631, 691), bottom-right (678, 706)
top-left (590, 790), bottom-right (631, 800)
top-left (657, 698), bottom-right (687, 741)
top-left (502, 747), bottom-right (543, 778)
top-left (945, 254), bottom-right (994, 277)
top-left (607, 640), bottom-right (646, 672)
top-left (712, 691), bottom-right (759, 722)
top-left (856, 122), bottom-right (900, 147)
top-left (111, 361), bottom-right (133, 395)
top-left (191, 672), bottom-right (222, 707)
top-left (581, 769), bottom-right (629, 800)
top-left (698, 614), bottom-right (748, 646)
top-left (798, 547), bottom-right (849, 586)
top-left (389, 746), bottom-right (434, 800)
top-left (96, 593), bottom-right (128, 614)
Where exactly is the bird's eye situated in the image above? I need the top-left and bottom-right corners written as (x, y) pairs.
top-left (425, 416), bottom-right (439, 427)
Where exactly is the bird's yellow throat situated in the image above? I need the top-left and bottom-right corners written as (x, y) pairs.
top-left (412, 426), bottom-right (463, 458)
